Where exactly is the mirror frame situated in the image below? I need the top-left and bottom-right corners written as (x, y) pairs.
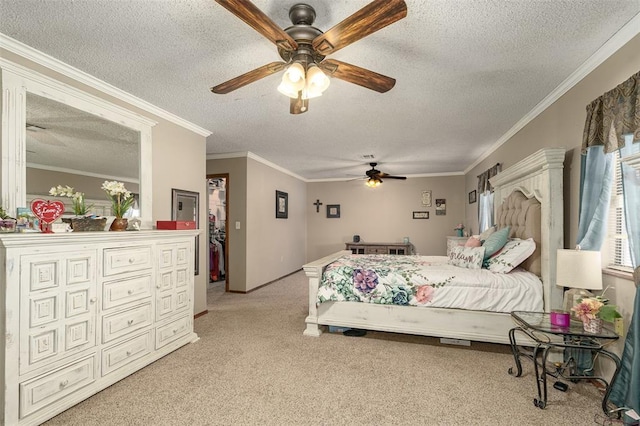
top-left (0, 58), bottom-right (156, 229)
top-left (172, 188), bottom-right (200, 275)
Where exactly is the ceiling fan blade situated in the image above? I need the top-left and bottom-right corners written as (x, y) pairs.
top-left (290, 93), bottom-right (309, 115)
top-left (312, 0), bottom-right (407, 56)
top-left (381, 175), bottom-right (406, 180)
top-left (319, 59), bottom-right (396, 93)
top-left (211, 62), bottom-right (286, 94)
top-left (215, 0), bottom-right (298, 51)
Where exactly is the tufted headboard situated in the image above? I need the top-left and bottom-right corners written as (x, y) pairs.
top-left (495, 191), bottom-right (542, 276)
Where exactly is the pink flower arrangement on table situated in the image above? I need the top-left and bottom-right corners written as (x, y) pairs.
top-left (454, 223), bottom-right (464, 231)
top-left (571, 289), bottom-right (621, 323)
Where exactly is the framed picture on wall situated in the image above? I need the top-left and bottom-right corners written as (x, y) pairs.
top-left (469, 190), bottom-right (477, 204)
top-left (421, 190), bottom-right (432, 207)
top-left (326, 204), bottom-right (340, 218)
top-left (413, 211), bottom-right (429, 219)
top-left (435, 199), bottom-right (446, 215)
top-left (276, 190), bottom-right (288, 219)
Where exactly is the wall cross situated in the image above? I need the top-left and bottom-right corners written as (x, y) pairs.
top-left (313, 199), bottom-right (323, 213)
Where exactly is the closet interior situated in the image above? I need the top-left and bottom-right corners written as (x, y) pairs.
top-left (208, 178), bottom-right (226, 283)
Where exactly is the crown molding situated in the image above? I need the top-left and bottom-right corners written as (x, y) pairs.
top-left (206, 151), bottom-right (307, 181)
top-left (0, 33), bottom-right (212, 137)
top-left (465, 12), bottom-right (640, 175)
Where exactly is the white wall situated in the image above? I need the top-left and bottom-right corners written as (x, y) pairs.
top-left (246, 158), bottom-right (306, 290)
top-left (307, 175), bottom-right (465, 261)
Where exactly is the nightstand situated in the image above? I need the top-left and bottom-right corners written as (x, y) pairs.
top-left (509, 311), bottom-right (620, 415)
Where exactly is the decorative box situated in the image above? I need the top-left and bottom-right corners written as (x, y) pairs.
top-left (156, 220), bottom-right (196, 230)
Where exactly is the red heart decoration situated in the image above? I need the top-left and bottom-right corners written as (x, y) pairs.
top-left (30, 199), bottom-right (65, 224)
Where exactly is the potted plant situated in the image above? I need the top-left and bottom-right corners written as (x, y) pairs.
top-left (102, 180), bottom-right (135, 231)
top-left (49, 185), bottom-right (105, 231)
top-left (571, 289), bottom-right (622, 333)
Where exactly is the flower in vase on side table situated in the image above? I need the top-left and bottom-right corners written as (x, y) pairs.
top-left (454, 223), bottom-right (465, 237)
top-left (571, 289), bottom-right (621, 333)
top-left (49, 185), bottom-right (93, 216)
top-left (102, 180), bottom-right (135, 231)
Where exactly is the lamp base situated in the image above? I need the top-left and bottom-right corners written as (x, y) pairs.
top-left (563, 288), bottom-right (594, 318)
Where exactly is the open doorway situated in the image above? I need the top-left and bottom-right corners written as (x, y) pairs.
top-left (207, 174), bottom-right (229, 301)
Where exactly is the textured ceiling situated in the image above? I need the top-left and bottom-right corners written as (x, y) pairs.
top-left (1, 1), bottom-right (639, 181)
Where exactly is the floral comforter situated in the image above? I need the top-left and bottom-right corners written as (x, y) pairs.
top-left (318, 254), bottom-right (543, 313)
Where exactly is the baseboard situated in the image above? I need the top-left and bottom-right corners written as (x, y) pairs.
top-left (194, 310), bottom-right (208, 319)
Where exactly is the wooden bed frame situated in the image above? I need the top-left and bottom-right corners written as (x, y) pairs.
top-left (303, 148), bottom-right (566, 344)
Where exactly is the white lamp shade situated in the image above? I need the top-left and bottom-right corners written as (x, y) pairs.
top-left (556, 249), bottom-right (603, 290)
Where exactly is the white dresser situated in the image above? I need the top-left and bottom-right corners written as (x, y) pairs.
top-left (0, 230), bottom-right (199, 425)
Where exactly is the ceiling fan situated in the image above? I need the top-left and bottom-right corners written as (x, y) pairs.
top-left (210, 0), bottom-right (407, 114)
top-left (364, 162), bottom-right (406, 187)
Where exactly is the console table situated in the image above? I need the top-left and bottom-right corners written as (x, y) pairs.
top-left (508, 311), bottom-right (620, 416)
top-left (345, 242), bottom-right (411, 255)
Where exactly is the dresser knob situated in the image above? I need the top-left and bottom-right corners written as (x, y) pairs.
top-left (128, 258), bottom-right (135, 264)
top-left (89, 298), bottom-right (97, 303)
top-left (127, 319), bottom-right (134, 326)
top-left (128, 289), bottom-right (134, 295)
top-left (126, 351), bottom-right (132, 357)
top-left (59, 380), bottom-right (69, 388)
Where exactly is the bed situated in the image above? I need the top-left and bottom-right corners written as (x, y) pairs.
top-left (303, 148), bottom-right (566, 344)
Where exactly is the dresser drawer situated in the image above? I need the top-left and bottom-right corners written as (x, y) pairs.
top-left (365, 246), bottom-right (387, 254)
top-left (103, 246), bottom-right (152, 276)
top-left (103, 274), bottom-right (152, 310)
top-left (101, 330), bottom-right (153, 376)
top-left (102, 303), bottom-right (152, 343)
top-left (156, 315), bottom-right (191, 349)
top-left (20, 354), bottom-right (96, 418)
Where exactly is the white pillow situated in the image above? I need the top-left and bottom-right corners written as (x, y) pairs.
top-left (449, 246), bottom-right (486, 269)
top-left (486, 238), bottom-right (536, 273)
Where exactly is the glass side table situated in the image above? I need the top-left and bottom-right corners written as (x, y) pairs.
top-left (509, 311), bottom-right (621, 415)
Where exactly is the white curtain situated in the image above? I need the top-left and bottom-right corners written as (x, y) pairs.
top-left (478, 191), bottom-right (494, 233)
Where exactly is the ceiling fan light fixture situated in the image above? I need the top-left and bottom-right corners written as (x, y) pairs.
top-left (366, 177), bottom-right (382, 187)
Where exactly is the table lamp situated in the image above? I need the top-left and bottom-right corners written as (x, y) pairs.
top-left (556, 248), bottom-right (603, 315)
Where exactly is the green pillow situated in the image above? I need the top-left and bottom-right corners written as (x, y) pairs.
top-left (482, 226), bottom-right (510, 260)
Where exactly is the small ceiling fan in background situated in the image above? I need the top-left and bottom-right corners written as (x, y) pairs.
top-left (364, 162), bottom-right (406, 187)
top-left (210, 0), bottom-right (407, 114)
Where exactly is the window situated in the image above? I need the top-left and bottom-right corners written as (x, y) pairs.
top-left (607, 149), bottom-right (633, 272)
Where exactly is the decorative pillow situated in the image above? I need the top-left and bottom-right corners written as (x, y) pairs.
top-left (481, 226), bottom-right (510, 260)
top-left (464, 236), bottom-right (481, 247)
top-left (478, 226), bottom-right (496, 242)
top-left (486, 238), bottom-right (536, 273)
top-left (449, 246), bottom-right (485, 269)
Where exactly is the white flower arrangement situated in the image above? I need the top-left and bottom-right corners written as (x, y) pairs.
top-left (49, 185), bottom-right (93, 216)
top-left (101, 181), bottom-right (135, 218)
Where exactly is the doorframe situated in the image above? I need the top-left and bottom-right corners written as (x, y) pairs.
top-left (207, 173), bottom-right (229, 292)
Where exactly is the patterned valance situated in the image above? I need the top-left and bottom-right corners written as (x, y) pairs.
top-left (582, 71), bottom-right (640, 153)
top-left (477, 163), bottom-right (501, 193)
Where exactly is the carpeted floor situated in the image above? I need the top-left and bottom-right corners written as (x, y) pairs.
top-left (44, 270), bottom-right (610, 425)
